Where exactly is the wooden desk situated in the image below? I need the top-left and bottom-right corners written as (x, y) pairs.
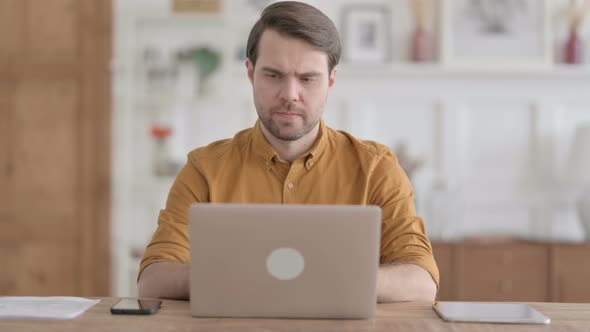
top-left (1, 298), bottom-right (589, 331)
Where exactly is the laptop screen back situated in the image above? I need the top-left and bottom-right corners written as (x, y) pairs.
top-left (189, 203), bottom-right (381, 319)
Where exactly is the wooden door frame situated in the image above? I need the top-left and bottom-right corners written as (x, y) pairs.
top-left (78, 0), bottom-right (112, 296)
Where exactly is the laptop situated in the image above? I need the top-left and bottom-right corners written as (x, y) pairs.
top-left (189, 203), bottom-right (381, 319)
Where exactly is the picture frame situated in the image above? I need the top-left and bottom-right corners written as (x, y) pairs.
top-left (441, 0), bottom-right (552, 68)
top-left (172, 0), bottom-right (222, 13)
top-left (341, 5), bottom-right (392, 64)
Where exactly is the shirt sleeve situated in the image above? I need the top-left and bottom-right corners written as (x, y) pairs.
top-left (138, 154), bottom-right (209, 278)
top-left (367, 147), bottom-right (440, 288)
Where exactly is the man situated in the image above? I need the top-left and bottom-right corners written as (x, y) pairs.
top-left (138, 1), bottom-right (438, 302)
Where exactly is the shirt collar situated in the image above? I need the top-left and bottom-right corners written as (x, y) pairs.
top-left (305, 119), bottom-right (329, 164)
top-left (251, 119), bottom-right (329, 166)
top-left (252, 120), bottom-right (277, 164)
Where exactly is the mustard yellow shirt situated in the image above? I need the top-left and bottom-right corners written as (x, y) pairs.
top-left (140, 120), bottom-right (439, 287)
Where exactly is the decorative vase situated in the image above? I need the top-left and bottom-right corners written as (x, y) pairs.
top-left (564, 28), bottom-right (583, 64)
top-left (410, 26), bottom-right (431, 62)
top-left (151, 125), bottom-right (177, 177)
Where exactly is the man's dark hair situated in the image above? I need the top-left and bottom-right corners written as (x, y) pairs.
top-left (246, 1), bottom-right (341, 73)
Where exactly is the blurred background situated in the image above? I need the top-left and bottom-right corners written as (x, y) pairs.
top-left (2, 0), bottom-right (590, 302)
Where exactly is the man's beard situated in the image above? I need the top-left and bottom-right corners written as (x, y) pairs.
top-left (259, 104), bottom-right (319, 141)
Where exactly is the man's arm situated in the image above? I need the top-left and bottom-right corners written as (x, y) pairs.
top-left (366, 147), bottom-right (439, 302)
top-left (137, 262), bottom-right (190, 300)
top-left (376, 263), bottom-right (437, 302)
top-left (138, 157), bottom-right (209, 300)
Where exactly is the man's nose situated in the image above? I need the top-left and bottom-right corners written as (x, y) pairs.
top-left (279, 77), bottom-right (300, 102)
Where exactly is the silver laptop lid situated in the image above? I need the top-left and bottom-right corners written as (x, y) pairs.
top-left (189, 203), bottom-right (381, 319)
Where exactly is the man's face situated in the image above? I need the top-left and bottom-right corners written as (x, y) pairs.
top-left (246, 29), bottom-right (336, 142)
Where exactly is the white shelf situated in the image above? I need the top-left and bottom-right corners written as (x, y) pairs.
top-left (335, 63), bottom-right (590, 80)
top-left (228, 63), bottom-right (590, 80)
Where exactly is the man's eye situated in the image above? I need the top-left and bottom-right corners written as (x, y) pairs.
top-left (301, 77), bottom-right (314, 83)
top-left (266, 74), bottom-right (279, 79)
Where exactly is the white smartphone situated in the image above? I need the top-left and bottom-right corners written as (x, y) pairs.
top-left (433, 301), bottom-right (551, 324)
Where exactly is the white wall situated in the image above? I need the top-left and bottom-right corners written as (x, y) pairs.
top-left (111, 0), bottom-right (590, 296)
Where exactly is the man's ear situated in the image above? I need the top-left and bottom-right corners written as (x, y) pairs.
top-left (246, 59), bottom-right (254, 84)
top-left (328, 67), bottom-right (336, 89)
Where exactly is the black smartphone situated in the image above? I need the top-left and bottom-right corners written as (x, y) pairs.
top-left (110, 298), bottom-right (162, 315)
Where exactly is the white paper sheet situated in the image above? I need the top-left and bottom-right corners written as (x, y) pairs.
top-left (0, 297), bottom-right (100, 320)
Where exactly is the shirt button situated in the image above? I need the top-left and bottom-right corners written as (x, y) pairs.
top-left (287, 183), bottom-right (294, 189)
top-left (306, 160), bottom-right (314, 168)
top-left (266, 161), bottom-right (271, 166)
